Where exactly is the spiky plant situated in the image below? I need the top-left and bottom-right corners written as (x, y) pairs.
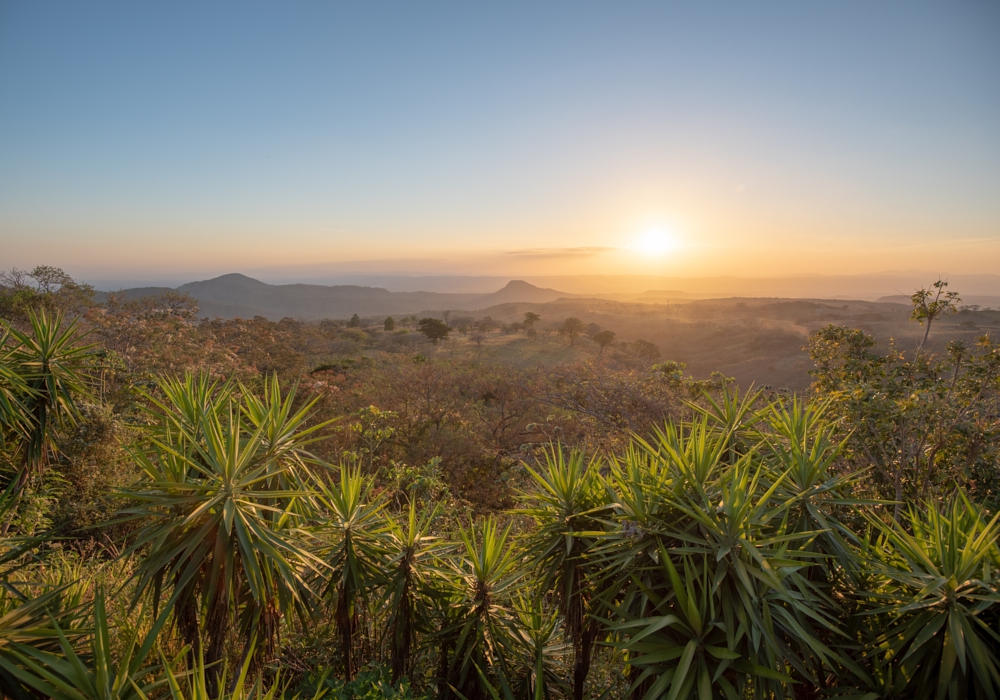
top-left (0, 329), bottom-right (31, 451)
top-left (0, 481), bottom-right (82, 699)
top-left (443, 517), bottom-right (523, 700)
top-left (121, 376), bottom-right (325, 693)
top-left (383, 501), bottom-right (449, 683)
top-left (134, 639), bottom-right (329, 700)
top-left (0, 309), bottom-right (95, 490)
top-left (503, 598), bottom-right (570, 700)
top-left (517, 447), bottom-right (608, 700)
top-left (598, 410), bottom-right (850, 699)
top-left (857, 495), bottom-right (1000, 699)
top-left (314, 465), bottom-right (388, 681)
top-left (0, 590), bottom-right (173, 700)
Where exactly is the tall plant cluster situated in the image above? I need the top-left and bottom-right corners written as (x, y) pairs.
top-left (1, 311), bottom-right (999, 700)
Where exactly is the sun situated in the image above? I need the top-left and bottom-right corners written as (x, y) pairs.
top-left (631, 227), bottom-right (677, 256)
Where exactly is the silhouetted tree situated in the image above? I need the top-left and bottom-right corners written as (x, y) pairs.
top-left (911, 279), bottom-right (961, 352)
top-left (418, 317), bottom-right (450, 344)
top-left (384, 316), bottom-right (395, 331)
top-left (559, 317), bottom-right (585, 346)
top-left (631, 339), bottom-right (661, 361)
top-left (349, 313), bottom-right (361, 328)
top-left (593, 330), bottom-right (616, 356)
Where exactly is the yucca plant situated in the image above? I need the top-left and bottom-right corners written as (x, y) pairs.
top-left (609, 548), bottom-right (798, 700)
top-left (136, 639), bottom-right (329, 700)
top-left (0, 586), bottom-right (81, 699)
top-left (240, 375), bottom-right (336, 495)
top-left (143, 373), bottom-right (233, 430)
top-left (683, 386), bottom-right (763, 465)
top-left (0, 330), bottom-right (31, 451)
top-left (314, 465), bottom-right (388, 681)
top-left (121, 377), bottom-right (325, 692)
top-left (443, 517), bottom-right (523, 700)
top-left (598, 409), bottom-right (851, 699)
top-left (760, 399), bottom-right (862, 555)
top-left (517, 447), bottom-right (608, 700)
top-left (0, 309), bottom-right (95, 492)
top-left (0, 590), bottom-right (173, 700)
top-left (502, 598), bottom-right (570, 700)
top-left (856, 495), bottom-right (1000, 699)
top-left (0, 479), bottom-right (83, 699)
top-left (382, 501), bottom-right (449, 684)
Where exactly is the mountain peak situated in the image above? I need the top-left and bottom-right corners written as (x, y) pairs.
top-left (180, 273), bottom-right (269, 289)
top-left (501, 280), bottom-right (538, 290)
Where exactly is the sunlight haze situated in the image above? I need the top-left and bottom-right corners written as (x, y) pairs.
top-left (1, 2), bottom-right (998, 281)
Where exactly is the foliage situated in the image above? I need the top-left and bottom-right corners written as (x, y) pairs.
top-left (911, 279), bottom-right (961, 352)
top-left (558, 319), bottom-right (584, 346)
top-left (119, 374), bottom-right (333, 689)
top-left (1, 277), bottom-right (999, 699)
top-left (0, 309), bottom-right (96, 480)
top-left (808, 325), bottom-right (1000, 513)
top-left (853, 496), bottom-right (1000, 699)
top-left (417, 320), bottom-right (450, 345)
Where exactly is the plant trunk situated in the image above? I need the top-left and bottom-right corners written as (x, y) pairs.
top-left (204, 569), bottom-right (231, 697)
top-left (390, 589), bottom-right (413, 683)
top-left (437, 638), bottom-right (453, 700)
top-left (337, 584), bottom-right (356, 681)
top-left (573, 619), bottom-right (599, 700)
top-left (893, 467), bottom-right (903, 522)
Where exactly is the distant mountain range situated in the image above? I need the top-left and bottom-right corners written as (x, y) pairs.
top-left (95, 272), bottom-right (1000, 320)
top-left (98, 274), bottom-right (576, 320)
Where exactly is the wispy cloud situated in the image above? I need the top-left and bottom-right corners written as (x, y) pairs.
top-left (504, 246), bottom-right (616, 259)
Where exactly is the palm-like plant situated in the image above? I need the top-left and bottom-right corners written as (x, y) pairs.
top-left (517, 448), bottom-right (608, 700)
top-left (1, 590), bottom-right (173, 700)
top-left (858, 496), bottom-right (1000, 699)
top-left (382, 501), bottom-right (448, 683)
top-left (0, 481), bottom-right (82, 699)
top-left (314, 465), bottom-right (388, 681)
top-left (503, 598), bottom-right (570, 700)
top-left (240, 375), bottom-right (335, 494)
top-left (0, 331), bottom-right (31, 450)
top-left (0, 309), bottom-right (95, 486)
top-left (609, 549), bottom-right (798, 700)
top-left (598, 409), bottom-right (851, 699)
top-left (444, 517), bottom-right (523, 700)
top-left (760, 399), bottom-right (862, 549)
top-left (121, 376), bottom-right (326, 691)
top-left (135, 639), bottom-right (331, 700)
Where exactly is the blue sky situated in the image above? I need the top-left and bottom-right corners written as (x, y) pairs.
top-left (1, 1), bottom-right (998, 279)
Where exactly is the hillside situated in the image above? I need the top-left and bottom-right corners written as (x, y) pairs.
top-left (104, 274), bottom-right (574, 319)
top-left (451, 296), bottom-right (1000, 390)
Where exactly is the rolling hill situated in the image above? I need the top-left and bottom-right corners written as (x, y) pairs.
top-left (101, 274), bottom-right (575, 320)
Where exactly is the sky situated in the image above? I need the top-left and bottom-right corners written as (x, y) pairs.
top-left (1, 1), bottom-right (998, 283)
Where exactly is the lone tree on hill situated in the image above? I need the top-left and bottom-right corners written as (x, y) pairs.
top-left (559, 317), bottom-right (585, 346)
top-left (417, 317), bottom-right (450, 344)
top-left (593, 330), bottom-right (616, 356)
top-left (523, 311), bottom-right (541, 328)
top-left (911, 279), bottom-right (961, 352)
top-left (384, 316), bottom-right (395, 331)
top-left (631, 339), bottom-right (661, 361)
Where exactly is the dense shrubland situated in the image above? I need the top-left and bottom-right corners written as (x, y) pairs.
top-left (1, 270), bottom-right (999, 699)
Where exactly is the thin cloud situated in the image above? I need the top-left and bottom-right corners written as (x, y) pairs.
top-left (504, 246), bottom-right (617, 259)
